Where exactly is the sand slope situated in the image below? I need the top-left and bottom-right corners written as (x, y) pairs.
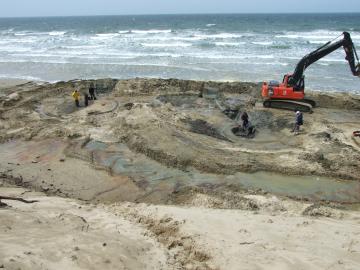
top-left (0, 187), bottom-right (169, 270)
top-left (117, 203), bottom-right (360, 270)
top-left (2, 187), bottom-right (360, 270)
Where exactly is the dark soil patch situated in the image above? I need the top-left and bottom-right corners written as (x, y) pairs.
top-left (183, 119), bottom-right (231, 142)
top-left (223, 109), bottom-right (239, 120)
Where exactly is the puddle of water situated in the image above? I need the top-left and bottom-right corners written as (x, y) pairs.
top-left (232, 172), bottom-right (360, 203)
top-left (85, 140), bottom-right (108, 151)
top-left (1, 139), bottom-right (359, 204)
top-left (85, 140), bottom-right (360, 204)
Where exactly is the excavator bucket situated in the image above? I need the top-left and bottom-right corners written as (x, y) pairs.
top-left (356, 63), bottom-right (360, 76)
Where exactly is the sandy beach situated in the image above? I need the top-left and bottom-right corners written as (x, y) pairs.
top-left (2, 183), bottom-right (360, 270)
top-left (1, 78), bottom-right (360, 269)
top-left (0, 79), bottom-right (30, 90)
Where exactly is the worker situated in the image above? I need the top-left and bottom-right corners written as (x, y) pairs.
top-left (241, 111), bottom-right (249, 129)
top-left (292, 110), bottom-right (303, 135)
top-left (89, 83), bottom-right (97, 100)
top-left (72, 89), bottom-right (80, 107)
top-left (84, 93), bottom-right (89, 107)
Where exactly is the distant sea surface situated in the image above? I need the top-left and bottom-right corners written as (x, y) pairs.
top-left (0, 13), bottom-right (359, 92)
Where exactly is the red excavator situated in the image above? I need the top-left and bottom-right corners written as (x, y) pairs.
top-left (262, 32), bottom-right (360, 112)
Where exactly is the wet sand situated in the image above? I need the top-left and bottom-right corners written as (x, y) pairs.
top-left (1, 78), bottom-right (360, 269)
top-left (0, 78), bottom-right (31, 90)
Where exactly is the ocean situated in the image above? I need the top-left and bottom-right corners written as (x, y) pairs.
top-left (0, 13), bottom-right (359, 92)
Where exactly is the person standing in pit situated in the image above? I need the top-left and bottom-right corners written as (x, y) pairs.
top-left (292, 110), bottom-right (303, 135)
top-left (89, 83), bottom-right (97, 100)
top-left (84, 93), bottom-right (89, 107)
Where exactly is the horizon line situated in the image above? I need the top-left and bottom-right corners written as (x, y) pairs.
top-left (0, 11), bottom-right (360, 19)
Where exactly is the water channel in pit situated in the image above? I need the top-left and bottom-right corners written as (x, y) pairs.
top-left (85, 140), bottom-right (360, 204)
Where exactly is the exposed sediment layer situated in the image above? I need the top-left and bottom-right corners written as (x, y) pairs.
top-left (1, 78), bottom-right (360, 270)
top-left (1, 78), bottom-right (360, 196)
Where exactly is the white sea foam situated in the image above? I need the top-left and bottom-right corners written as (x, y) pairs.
top-left (189, 54), bottom-right (276, 60)
top-left (281, 56), bottom-right (302, 60)
top-left (250, 62), bottom-right (288, 66)
top-left (319, 58), bottom-right (346, 63)
top-left (62, 45), bottom-right (105, 49)
top-left (252, 41), bottom-right (273, 46)
top-left (118, 30), bottom-right (131, 34)
top-left (13, 31), bottom-right (48, 36)
top-left (131, 29), bottom-right (172, 34)
top-left (141, 43), bottom-right (191, 48)
top-left (308, 40), bottom-right (330, 44)
top-left (0, 17), bottom-right (359, 92)
top-left (215, 42), bottom-right (244, 46)
top-left (135, 36), bottom-right (204, 42)
top-left (276, 30), bottom-right (360, 41)
top-left (90, 33), bottom-right (120, 40)
top-left (48, 31), bottom-right (66, 36)
top-left (0, 46), bottom-right (31, 52)
top-left (195, 33), bottom-right (242, 39)
top-left (255, 55), bottom-right (275, 59)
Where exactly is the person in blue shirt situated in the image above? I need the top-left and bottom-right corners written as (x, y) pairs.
top-left (292, 110), bottom-right (303, 135)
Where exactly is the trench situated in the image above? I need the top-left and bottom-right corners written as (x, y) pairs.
top-left (2, 84), bottom-right (360, 205)
top-left (1, 136), bottom-right (359, 205)
top-left (84, 140), bottom-right (360, 204)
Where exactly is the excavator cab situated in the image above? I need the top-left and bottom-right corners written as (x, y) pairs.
top-left (293, 76), bottom-right (305, 91)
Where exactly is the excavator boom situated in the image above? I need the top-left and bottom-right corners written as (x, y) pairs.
top-left (262, 32), bottom-right (360, 112)
top-left (289, 32), bottom-right (360, 86)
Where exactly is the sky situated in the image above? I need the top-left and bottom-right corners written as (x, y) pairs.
top-left (1, 0), bottom-right (360, 17)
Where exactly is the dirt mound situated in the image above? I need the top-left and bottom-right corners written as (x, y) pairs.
top-left (307, 91), bottom-right (360, 110)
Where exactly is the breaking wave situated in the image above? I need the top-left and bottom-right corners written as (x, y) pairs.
top-left (0, 14), bottom-right (359, 92)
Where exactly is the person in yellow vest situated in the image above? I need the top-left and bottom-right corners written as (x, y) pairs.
top-left (72, 89), bottom-right (80, 107)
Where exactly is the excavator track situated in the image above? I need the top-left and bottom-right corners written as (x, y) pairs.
top-left (302, 99), bottom-right (316, 108)
top-left (263, 99), bottom-right (314, 113)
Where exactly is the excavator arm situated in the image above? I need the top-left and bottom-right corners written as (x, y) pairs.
top-left (262, 31), bottom-right (360, 112)
top-left (288, 32), bottom-right (360, 87)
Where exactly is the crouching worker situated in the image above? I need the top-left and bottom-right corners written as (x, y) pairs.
top-left (292, 110), bottom-right (303, 135)
top-left (233, 111), bottom-right (255, 138)
top-left (72, 89), bottom-right (80, 107)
